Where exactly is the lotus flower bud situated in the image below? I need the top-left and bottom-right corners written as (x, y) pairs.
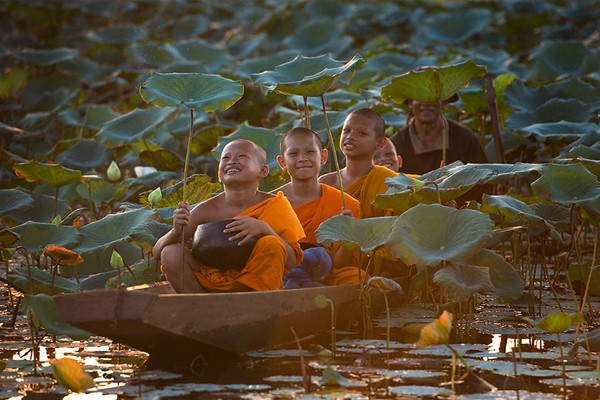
top-left (148, 187), bottom-right (162, 207)
top-left (107, 161), bottom-right (121, 182)
top-left (110, 250), bottom-right (124, 270)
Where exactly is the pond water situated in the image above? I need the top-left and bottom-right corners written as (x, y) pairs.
top-left (1, 286), bottom-right (599, 399)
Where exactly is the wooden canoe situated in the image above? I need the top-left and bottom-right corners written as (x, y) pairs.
top-left (53, 282), bottom-right (367, 363)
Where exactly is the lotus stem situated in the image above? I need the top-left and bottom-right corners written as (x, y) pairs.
top-left (383, 292), bottom-right (390, 350)
top-left (180, 107), bottom-right (195, 292)
top-left (556, 332), bottom-right (567, 397)
top-left (444, 343), bottom-right (471, 372)
top-left (303, 96), bottom-right (310, 129)
top-left (53, 186), bottom-right (58, 220)
top-left (320, 95), bottom-right (346, 210)
top-left (579, 228), bottom-right (598, 317)
top-left (290, 326), bottom-right (311, 393)
top-left (439, 102), bottom-right (446, 168)
top-left (326, 298), bottom-right (336, 358)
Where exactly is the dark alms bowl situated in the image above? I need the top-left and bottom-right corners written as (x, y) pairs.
top-left (192, 219), bottom-right (258, 271)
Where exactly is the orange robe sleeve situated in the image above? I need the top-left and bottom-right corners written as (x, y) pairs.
top-left (194, 192), bottom-right (305, 292)
top-left (346, 165), bottom-right (398, 218)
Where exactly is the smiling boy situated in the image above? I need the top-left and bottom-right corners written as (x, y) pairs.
top-left (153, 139), bottom-right (305, 293)
top-left (319, 108), bottom-right (398, 218)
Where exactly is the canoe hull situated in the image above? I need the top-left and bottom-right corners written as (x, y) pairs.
top-left (54, 282), bottom-right (364, 362)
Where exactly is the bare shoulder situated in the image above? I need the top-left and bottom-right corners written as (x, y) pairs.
top-left (318, 171), bottom-right (338, 186)
top-left (256, 191), bottom-right (276, 202)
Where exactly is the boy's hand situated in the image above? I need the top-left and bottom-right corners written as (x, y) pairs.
top-left (172, 202), bottom-right (190, 232)
top-left (341, 208), bottom-right (355, 217)
top-left (224, 216), bottom-right (270, 245)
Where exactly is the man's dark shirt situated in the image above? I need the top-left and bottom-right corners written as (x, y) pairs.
top-left (389, 119), bottom-right (489, 175)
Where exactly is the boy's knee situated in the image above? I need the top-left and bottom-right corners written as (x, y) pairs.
top-left (159, 244), bottom-right (182, 275)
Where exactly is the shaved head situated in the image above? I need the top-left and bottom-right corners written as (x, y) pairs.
top-left (280, 127), bottom-right (323, 153)
top-left (223, 139), bottom-right (267, 166)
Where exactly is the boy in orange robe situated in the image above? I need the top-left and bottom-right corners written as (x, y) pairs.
top-left (152, 139), bottom-right (304, 293)
top-left (274, 127), bottom-right (363, 286)
top-left (319, 108), bottom-right (398, 218)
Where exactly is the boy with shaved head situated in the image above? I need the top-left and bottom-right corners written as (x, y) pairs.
top-left (153, 139), bottom-right (305, 293)
top-left (319, 108), bottom-right (398, 218)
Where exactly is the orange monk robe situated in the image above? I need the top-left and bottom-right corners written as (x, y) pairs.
top-left (346, 165), bottom-right (398, 218)
top-left (293, 184), bottom-right (364, 285)
top-left (194, 192), bottom-right (305, 292)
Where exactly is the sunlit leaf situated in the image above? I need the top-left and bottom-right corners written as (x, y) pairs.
top-left (22, 294), bottom-right (90, 339)
top-left (385, 204), bottom-right (493, 267)
top-left (381, 60), bottom-right (487, 105)
top-left (252, 54), bottom-right (364, 97)
top-left (315, 215), bottom-right (397, 253)
top-left (14, 161), bottom-right (82, 187)
top-left (43, 245), bottom-right (83, 267)
top-left (139, 174), bottom-right (220, 208)
top-left (50, 357), bottom-right (95, 393)
top-left (367, 276), bottom-right (403, 294)
top-left (319, 365), bottom-right (348, 386)
top-left (415, 310), bottom-right (453, 348)
top-left (524, 312), bottom-right (583, 333)
top-left (139, 72), bottom-right (243, 112)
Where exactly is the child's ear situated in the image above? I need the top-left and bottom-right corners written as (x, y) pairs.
top-left (320, 148), bottom-right (328, 165)
top-left (259, 164), bottom-right (269, 178)
top-left (397, 155), bottom-right (403, 169)
top-left (276, 155), bottom-right (286, 170)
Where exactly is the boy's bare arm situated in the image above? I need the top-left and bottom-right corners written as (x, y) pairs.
top-left (318, 172), bottom-right (338, 187)
top-left (225, 216), bottom-right (297, 269)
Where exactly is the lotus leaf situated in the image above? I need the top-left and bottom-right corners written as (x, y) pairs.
top-left (515, 121), bottom-right (598, 142)
top-left (0, 69), bottom-right (28, 99)
top-left (505, 78), bottom-right (600, 112)
top-left (96, 107), bottom-right (177, 147)
top-left (9, 221), bottom-right (80, 258)
top-left (23, 294), bottom-right (90, 340)
top-left (139, 72), bottom-right (243, 112)
top-left (8, 189), bottom-right (71, 224)
top-left (167, 40), bottom-right (233, 71)
top-left (55, 139), bottom-right (114, 170)
top-left (531, 163), bottom-right (600, 204)
top-left (433, 264), bottom-right (494, 302)
top-left (381, 60), bottom-right (487, 105)
top-left (235, 51), bottom-right (301, 78)
top-left (315, 215), bottom-right (397, 253)
top-left (283, 19), bottom-right (353, 57)
top-left (418, 8), bottom-right (493, 45)
top-left (129, 42), bottom-right (176, 67)
top-left (0, 189), bottom-right (33, 215)
top-left (465, 249), bottom-right (525, 302)
top-left (506, 98), bottom-right (593, 132)
top-left (251, 54), bottom-right (364, 97)
top-left (8, 266), bottom-right (81, 295)
top-left (524, 312), bottom-right (583, 333)
top-left (13, 48), bottom-right (79, 67)
top-left (139, 148), bottom-right (183, 171)
top-left (527, 40), bottom-right (600, 81)
top-left (58, 104), bottom-right (120, 131)
top-left (88, 25), bottom-right (146, 45)
top-left (14, 161), bottom-right (82, 188)
top-left (385, 203), bottom-right (493, 268)
top-left (50, 357), bottom-right (95, 393)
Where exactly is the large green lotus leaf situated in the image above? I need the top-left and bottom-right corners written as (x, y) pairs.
top-left (190, 125), bottom-right (227, 155)
top-left (531, 163), bottom-right (600, 204)
top-left (139, 72), bottom-right (243, 112)
top-left (166, 40), bottom-right (233, 71)
top-left (14, 161), bottom-right (83, 187)
top-left (96, 107), bottom-right (176, 147)
top-left (58, 105), bottom-right (120, 131)
top-left (385, 204), bottom-right (493, 267)
top-left (465, 249), bottom-right (525, 302)
top-left (13, 48), bottom-right (79, 67)
top-left (130, 170), bottom-right (180, 191)
top-left (71, 242), bottom-right (142, 276)
top-left (139, 174), bottom-right (220, 208)
top-left (381, 60), bottom-right (487, 105)
top-left (235, 51), bottom-right (299, 79)
top-left (8, 189), bottom-right (71, 224)
top-left (506, 98), bottom-right (593, 131)
top-left (433, 264), bottom-right (494, 302)
top-left (87, 25), bottom-right (146, 45)
top-left (6, 267), bottom-right (81, 295)
top-left (515, 121), bottom-right (598, 142)
top-left (480, 194), bottom-right (561, 241)
top-left (0, 189), bottom-right (33, 215)
top-left (361, 53), bottom-right (437, 79)
top-left (129, 220), bottom-right (172, 254)
top-left (461, 73), bottom-right (516, 116)
top-left (564, 145), bottom-right (600, 160)
top-left (58, 57), bottom-right (104, 83)
top-left (74, 208), bottom-right (156, 255)
top-left (315, 215), bottom-right (398, 253)
top-left (19, 71), bottom-right (80, 106)
top-left (22, 87), bottom-right (79, 116)
top-left (168, 14), bottom-right (210, 40)
top-left (527, 40), bottom-right (600, 81)
top-left (212, 124), bottom-right (283, 175)
top-left (129, 42), bottom-right (176, 67)
top-left (55, 139), bottom-right (114, 170)
top-left (283, 20), bottom-right (354, 57)
top-left (419, 8), bottom-right (492, 44)
top-left (8, 221), bottom-right (81, 258)
top-left (23, 294), bottom-right (91, 339)
top-left (251, 54), bottom-right (364, 97)
top-left (139, 148), bottom-right (183, 171)
top-left (568, 263), bottom-right (600, 296)
top-left (420, 162), bottom-right (546, 185)
top-left (529, 203), bottom-right (572, 233)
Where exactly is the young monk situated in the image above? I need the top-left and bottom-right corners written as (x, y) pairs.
top-left (373, 137), bottom-right (402, 173)
top-left (274, 127), bottom-right (363, 285)
top-left (152, 139), bottom-right (305, 293)
top-left (319, 108), bottom-right (398, 218)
